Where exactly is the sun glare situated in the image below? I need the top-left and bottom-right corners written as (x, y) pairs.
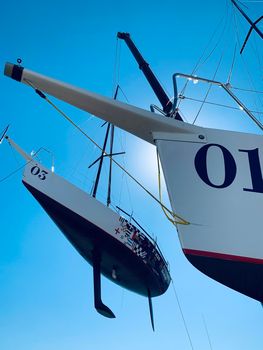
top-left (128, 139), bottom-right (160, 190)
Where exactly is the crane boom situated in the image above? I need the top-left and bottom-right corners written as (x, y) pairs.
top-left (117, 32), bottom-right (183, 121)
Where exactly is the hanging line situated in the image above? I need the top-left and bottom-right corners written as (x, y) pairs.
top-left (113, 37), bottom-right (122, 97)
top-left (227, 42), bottom-right (237, 84)
top-left (177, 2), bottom-right (230, 112)
top-left (192, 53), bottom-right (224, 125)
top-left (0, 144), bottom-right (42, 184)
top-left (112, 45), bottom-right (133, 212)
top-left (180, 95), bottom-right (263, 115)
top-left (0, 160), bottom-right (31, 183)
top-left (156, 149), bottom-right (189, 225)
top-left (232, 86), bottom-right (263, 94)
top-left (171, 280), bottom-right (195, 350)
top-left (25, 79), bottom-right (189, 226)
top-left (202, 314), bottom-right (214, 350)
top-left (232, 6), bottom-right (263, 116)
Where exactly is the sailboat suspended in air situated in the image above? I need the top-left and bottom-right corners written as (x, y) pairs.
top-left (0, 116), bottom-right (170, 330)
top-left (3, 1), bottom-right (263, 307)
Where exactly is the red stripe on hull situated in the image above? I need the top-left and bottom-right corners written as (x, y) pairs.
top-left (183, 249), bottom-right (263, 265)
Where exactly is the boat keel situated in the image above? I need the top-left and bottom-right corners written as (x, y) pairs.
top-left (148, 289), bottom-right (155, 331)
top-left (92, 249), bottom-right (115, 319)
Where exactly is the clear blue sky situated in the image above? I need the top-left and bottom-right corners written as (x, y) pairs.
top-left (1, 1), bottom-right (263, 349)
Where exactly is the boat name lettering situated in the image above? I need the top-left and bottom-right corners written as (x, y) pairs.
top-left (195, 144), bottom-right (263, 193)
top-left (30, 166), bottom-right (48, 180)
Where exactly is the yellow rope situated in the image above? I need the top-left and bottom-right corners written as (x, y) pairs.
top-left (156, 150), bottom-right (189, 225)
top-left (25, 79), bottom-right (189, 226)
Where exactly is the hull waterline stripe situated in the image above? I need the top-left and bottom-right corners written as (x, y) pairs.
top-left (183, 249), bottom-right (263, 265)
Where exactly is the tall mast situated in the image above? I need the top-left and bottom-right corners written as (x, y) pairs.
top-left (92, 123), bottom-right (111, 198)
top-left (90, 86), bottom-right (123, 203)
top-left (231, 0), bottom-right (263, 53)
top-left (117, 32), bottom-right (183, 121)
top-left (107, 86), bottom-right (119, 207)
top-left (107, 124), bottom-right (114, 207)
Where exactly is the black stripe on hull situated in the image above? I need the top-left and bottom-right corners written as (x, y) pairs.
top-left (185, 252), bottom-right (263, 302)
top-left (23, 180), bottom-right (170, 297)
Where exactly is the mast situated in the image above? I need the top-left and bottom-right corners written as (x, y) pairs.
top-left (91, 86), bottom-right (123, 203)
top-left (107, 86), bottom-right (119, 207)
top-left (231, 0), bottom-right (263, 53)
top-left (117, 32), bottom-right (183, 121)
top-left (92, 122), bottom-right (111, 198)
top-left (107, 124), bottom-right (114, 207)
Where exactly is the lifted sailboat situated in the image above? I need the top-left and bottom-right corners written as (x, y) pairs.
top-left (3, 6), bottom-right (263, 309)
top-left (0, 126), bottom-right (171, 329)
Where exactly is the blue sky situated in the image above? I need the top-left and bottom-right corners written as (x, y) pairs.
top-left (1, 0), bottom-right (263, 349)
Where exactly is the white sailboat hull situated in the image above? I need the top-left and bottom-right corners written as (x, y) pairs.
top-left (22, 161), bottom-right (170, 297)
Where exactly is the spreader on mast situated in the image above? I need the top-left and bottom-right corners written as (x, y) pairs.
top-left (231, 0), bottom-right (263, 53)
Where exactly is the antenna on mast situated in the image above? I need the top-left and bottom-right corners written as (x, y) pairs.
top-left (230, 0), bottom-right (263, 53)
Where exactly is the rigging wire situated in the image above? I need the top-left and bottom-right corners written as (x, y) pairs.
top-left (189, 2), bottom-right (244, 125)
top-left (0, 161), bottom-right (30, 183)
top-left (116, 84), bottom-right (130, 103)
top-left (112, 40), bottom-right (133, 212)
top-left (192, 53), bottom-right (224, 125)
top-left (252, 33), bottom-right (263, 78)
top-left (232, 86), bottom-right (263, 93)
top-left (24, 79), bottom-right (189, 226)
top-left (195, 1), bottom-right (231, 72)
top-left (232, 5), bottom-right (263, 119)
top-left (202, 314), bottom-right (214, 350)
top-left (178, 1), bottom-right (262, 124)
top-left (0, 146), bottom-right (41, 183)
top-left (227, 43), bottom-right (237, 84)
top-left (171, 280), bottom-right (195, 350)
top-left (180, 95), bottom-right (263, 114)
top-left (112, 38), bottom-right (121, 97)
top-left (177, 1), bottom-right (230, 111)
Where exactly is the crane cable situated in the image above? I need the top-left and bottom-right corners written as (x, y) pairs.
top-left (24, 79), bottom-right (189, 226)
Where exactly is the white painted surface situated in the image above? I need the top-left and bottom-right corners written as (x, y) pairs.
top-left (156, 126), bottom-right (263, 259)
top-left (23, 161), bottom-right (122, 239)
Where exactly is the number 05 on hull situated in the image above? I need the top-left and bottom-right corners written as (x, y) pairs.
top-left (16, 145), bottom-right (170, 324)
